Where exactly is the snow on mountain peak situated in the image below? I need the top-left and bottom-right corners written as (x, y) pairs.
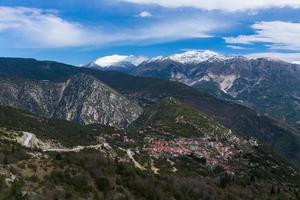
top-left (88, 50), bottom-right (236, 69)
top-left (124, 55), bottom-right (148, 66)
top-left (292, 61), bottom-right (300, 65)
top-left (92, 55), bottom-right (148, 68)
top-left (168, 50), bottom-right (227, 64)
top-left (93, 55), bottom-right (127, 67)
top-left (146, 56), bottom-right (165, 63)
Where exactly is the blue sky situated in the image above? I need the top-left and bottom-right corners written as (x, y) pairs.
top-left (1, 0), bottom-right (300, 65)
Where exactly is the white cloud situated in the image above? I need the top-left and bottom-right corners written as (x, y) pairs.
top-left (138, 11), bottom-right (152, 17)
top-left (119, 0), bottom-right (300, 12)
top-left (0, 6), bottom-right (225, 49)
top-left (0, 7), bottom-right (101, 48)
top-left (122, 17), bottom-right (223, 43)
top-left (227, 45), bottom-right (246, 50)
top-left (245, 52), bottom-right (300, 63)
top-left (225, 21), bottom-right (300, 51)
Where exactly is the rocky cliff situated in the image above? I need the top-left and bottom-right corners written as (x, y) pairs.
top-left (0, 73), bottom-right (142, 127)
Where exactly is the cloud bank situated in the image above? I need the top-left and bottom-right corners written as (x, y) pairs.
top-left (246, 52), bottom-right (300, 63)
top-left (0, 6), bottom-right (224, 48)
top-left (225, 21), bottom-right (300, 50)
top-left (0, 7), bottom-right (100, 48)
top-left (119, 0), bottom-right (300, 12)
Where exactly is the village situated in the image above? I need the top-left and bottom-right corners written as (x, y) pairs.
top-left (92, 128), bottom-right (259, 174)
top-left (145, 135), bottom-right (259, 173)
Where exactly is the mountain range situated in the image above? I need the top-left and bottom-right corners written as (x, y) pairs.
top-left (87, 50), bottom-right (300, 129)
top-left (1, 56), bottom-right (300, 199)
top-left (0, 57), bottom-right (299, 165)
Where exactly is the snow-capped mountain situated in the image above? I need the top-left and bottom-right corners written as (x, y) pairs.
top-left (168, 50), bottom-right (228, 63)
top-left (131, 55), bottom-right (300, 129)
top-left (86, 55), bottom-right (148, 72)
top-left (144, 50), bottom-right (230, 64)
top-left (293, 61), bottom-right (300, 65)
top-left (87, 50), bottom-right (231, 70)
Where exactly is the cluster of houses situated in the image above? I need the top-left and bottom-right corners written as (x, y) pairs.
top-left (146, 136), bottom-right (259, 173)
top-left (98, 127), bottom-right (259, 174)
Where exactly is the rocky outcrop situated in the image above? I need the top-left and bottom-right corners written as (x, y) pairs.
top-left (0, 74), bottom-right (142, 127)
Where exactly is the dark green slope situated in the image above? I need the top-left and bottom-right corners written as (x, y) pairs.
top-left (1, 57), bottom-right (300, 165)
top-left (0, 105), bottom-right (119, 147)
top-left (131, 98), bottom-right (300, 182)
top-left (131, 97), bottom-right (230, 138)
top-left (0, 106), bottom-right (213, 200)
top-left (1, 103), bottom-right (300, 199)
top-left (0, 57), bottom-right (77, 81)
top-left (101, 73), bottom-right (300, 165)
top-left (181, 96), bottom-right (300, 165)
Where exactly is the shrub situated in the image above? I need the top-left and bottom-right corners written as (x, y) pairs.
top-left (95, 176), bottom-right (111, 191)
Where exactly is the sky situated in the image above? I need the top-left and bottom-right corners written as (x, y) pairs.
top-left (0, 0), bottom-right (300, 65)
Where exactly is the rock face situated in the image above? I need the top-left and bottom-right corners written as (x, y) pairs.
top-left (0, 74), bottom-right (142, 127)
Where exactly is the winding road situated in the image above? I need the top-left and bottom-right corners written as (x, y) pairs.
top-left (126, 149), bottom-right (146, 170)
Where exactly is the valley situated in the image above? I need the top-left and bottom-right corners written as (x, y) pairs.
top-left (1, 100), bottom-right (300, 199)
top-left (0, 57), bottom-right (300, 199)
top-left (2, 2), bottom-right (300, 199)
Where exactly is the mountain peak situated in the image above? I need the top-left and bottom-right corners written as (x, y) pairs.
top-left (93, 55), bottom-right (128, 67)
top-left (89, 55), bottom-right (148, 68)
top-left (168, 50), bottom-right (228, 64)
top-left (293, 61), bottom-right (300, 65)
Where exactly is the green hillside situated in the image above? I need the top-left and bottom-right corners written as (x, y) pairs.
top-left (0, 104), bottom-right (300, 199)
top-left (132, 97), bottom-right (231, 138)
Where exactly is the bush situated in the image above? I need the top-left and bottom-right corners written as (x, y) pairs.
top-left (9, 181), bottom-right (26, 200)
top-left (95, 176), bottom-right (110, 191)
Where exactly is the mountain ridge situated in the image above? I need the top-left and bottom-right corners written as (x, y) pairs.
top-left (132, 56), bottom-right (300, 128)
top-left (87, 50), bottom-right (297, 69)
top-left (86, 51), bottom-right (300, 128)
